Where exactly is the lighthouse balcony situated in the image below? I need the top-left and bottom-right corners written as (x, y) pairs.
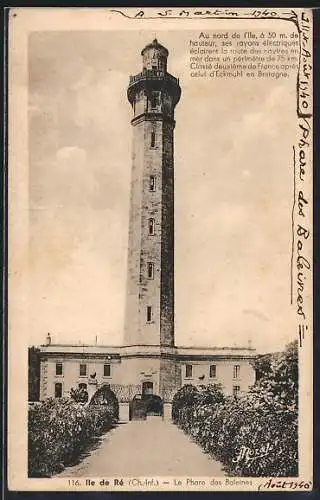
top-left (128, 70), bottom-right (181, 107)
top-left (129, 70), bottom-right (179, 86)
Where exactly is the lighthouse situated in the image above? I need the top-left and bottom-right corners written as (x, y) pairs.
top-left (37, 39), bottom-right (256, 420)
top-left (125, 39), bottom-right (181, 349)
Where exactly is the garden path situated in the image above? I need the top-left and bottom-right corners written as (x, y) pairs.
top-left (58, 416), bottom-right (225, 477)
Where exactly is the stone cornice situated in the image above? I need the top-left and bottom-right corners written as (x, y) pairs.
top-left (38, 343), bottom-right (256, 360)
top-left (131, 113), bottom-right (176, 127)
top-left (176, 346), bottom-right (256, 358)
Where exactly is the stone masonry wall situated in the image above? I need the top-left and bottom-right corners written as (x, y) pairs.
top-left (159, 355), bottom-right (182, 402)
top-left (123, 120), bottom-right (144, 345)
top-left (124, 113), bottom-right (175, 347)
top-left (138, 118), bottom-right (163, 345)
top-left (160, 120), bottom-right (175, 347)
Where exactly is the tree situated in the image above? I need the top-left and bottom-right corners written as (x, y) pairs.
top-left (250, 340), bottom-right (298, 409)
top-left (28, 346), bottom-right (40, 401)
top-left (271, 340), bottom-right (298, 407)
top-left (252, 353), bottom-right (273, 381)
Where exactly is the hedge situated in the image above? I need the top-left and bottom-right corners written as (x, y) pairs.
top-left (28, 398), bottom-right (116, 477)
top-left (173, 343), bottom-right (298, 477)
top-left (176, 395), bottom-right (298, 477)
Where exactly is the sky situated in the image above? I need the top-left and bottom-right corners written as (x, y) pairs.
top-left (28, 29), bottom-right (298, 353)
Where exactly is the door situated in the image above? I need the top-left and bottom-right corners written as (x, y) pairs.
top-left (129, 395), bottom-right (147, 421)
top-left (141, 382), bottom-right (163, 416)
top-left (54, 382), bottom-right (62, 398)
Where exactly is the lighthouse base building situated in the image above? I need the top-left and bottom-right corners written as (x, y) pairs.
top-left (39, 343), bottom-right (256, 421)
top-left (37, 39), bottom-right (256, 420)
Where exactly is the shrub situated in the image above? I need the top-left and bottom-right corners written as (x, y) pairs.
top-left (176, 395), bottom-right (297, 476)
top-left (70, 387), bottom-right (88, 403)
top-left (173, 342), bottom-right (298, 477)
top-left (89, 384), bottom-right (119, 420)
top-left (172, 384), bottom-right (224, 423)
top-left (197, 384), bottom-right (225, 405)
top-left (28, 398), bottom-right (116, 477)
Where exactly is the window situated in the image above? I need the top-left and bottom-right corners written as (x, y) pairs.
top-left (147, 306), bottom-right (152, 322)
top-left (104, 364), bottom-right (111, 377)
top-left (151, 91), bottom-right (160, 108)
top-left (147, 262), bottom-right (154, 279)
top-left (151, 92), bottom-right (157, 108)
top-left (148, 218), bottom-right (155, 235)
top-left (55, 362), bottom-right (63, 376)
top-left (54, 382), bottom-right (62, 398)
top-left (233, 365), bottom-right (240, 379)
top-left (142, 381), bottom-right (153, 395)
top-left (185, 364), bottom-right (193, 378)
top-left (79, 363), bottom-right (87, 377)
top-left (233, 385), bottom-right (241, 398)
top-left (210, 365), bottom-right (216, 378)
top-left (149, 175), bottom-right (156, 191)
top-left (150, 131), bottom-right (156, 148)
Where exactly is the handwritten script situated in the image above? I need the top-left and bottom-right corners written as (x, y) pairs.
top-left (110, 8), bottom-right (298, 20)
top-left (258, 478), bottom-right (312, 491)
top-left (292, 11), bottom-right (312, 349)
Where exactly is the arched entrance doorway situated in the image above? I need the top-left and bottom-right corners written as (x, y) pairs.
top-left (129, 382), bottom-right (163, 420)
top-left (144, 394), bottom-right (163, 416)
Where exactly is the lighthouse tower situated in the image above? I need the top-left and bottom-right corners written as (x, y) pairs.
top-left (37, 39), bottom-right (257, 416)
top-left (125, 39), bottom-right (181, 351)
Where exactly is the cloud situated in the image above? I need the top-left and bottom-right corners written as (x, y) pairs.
top-left (52, 146), bottom-right (97, 209)
top-left (28, 31), bottom-right (298, 353)
top-left (71, 65), bottom-right (95, 90)
top-left (242, 309), bottom-right (270, 322)
top-left (242, 169), bottom-right (251, 179)
top-left (56, 146), bottom-right (87, 165)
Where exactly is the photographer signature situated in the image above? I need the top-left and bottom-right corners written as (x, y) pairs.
top-left (232, 443), bottom-right (273, 465)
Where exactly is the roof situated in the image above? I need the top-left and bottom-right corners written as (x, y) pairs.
top-left (141, 39), bottom-right (169, 57)
top-left (38, 343), bottom-right (256, 360)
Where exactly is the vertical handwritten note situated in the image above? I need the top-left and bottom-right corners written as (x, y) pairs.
top-left (293, 11), bottom-right (312, 348)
